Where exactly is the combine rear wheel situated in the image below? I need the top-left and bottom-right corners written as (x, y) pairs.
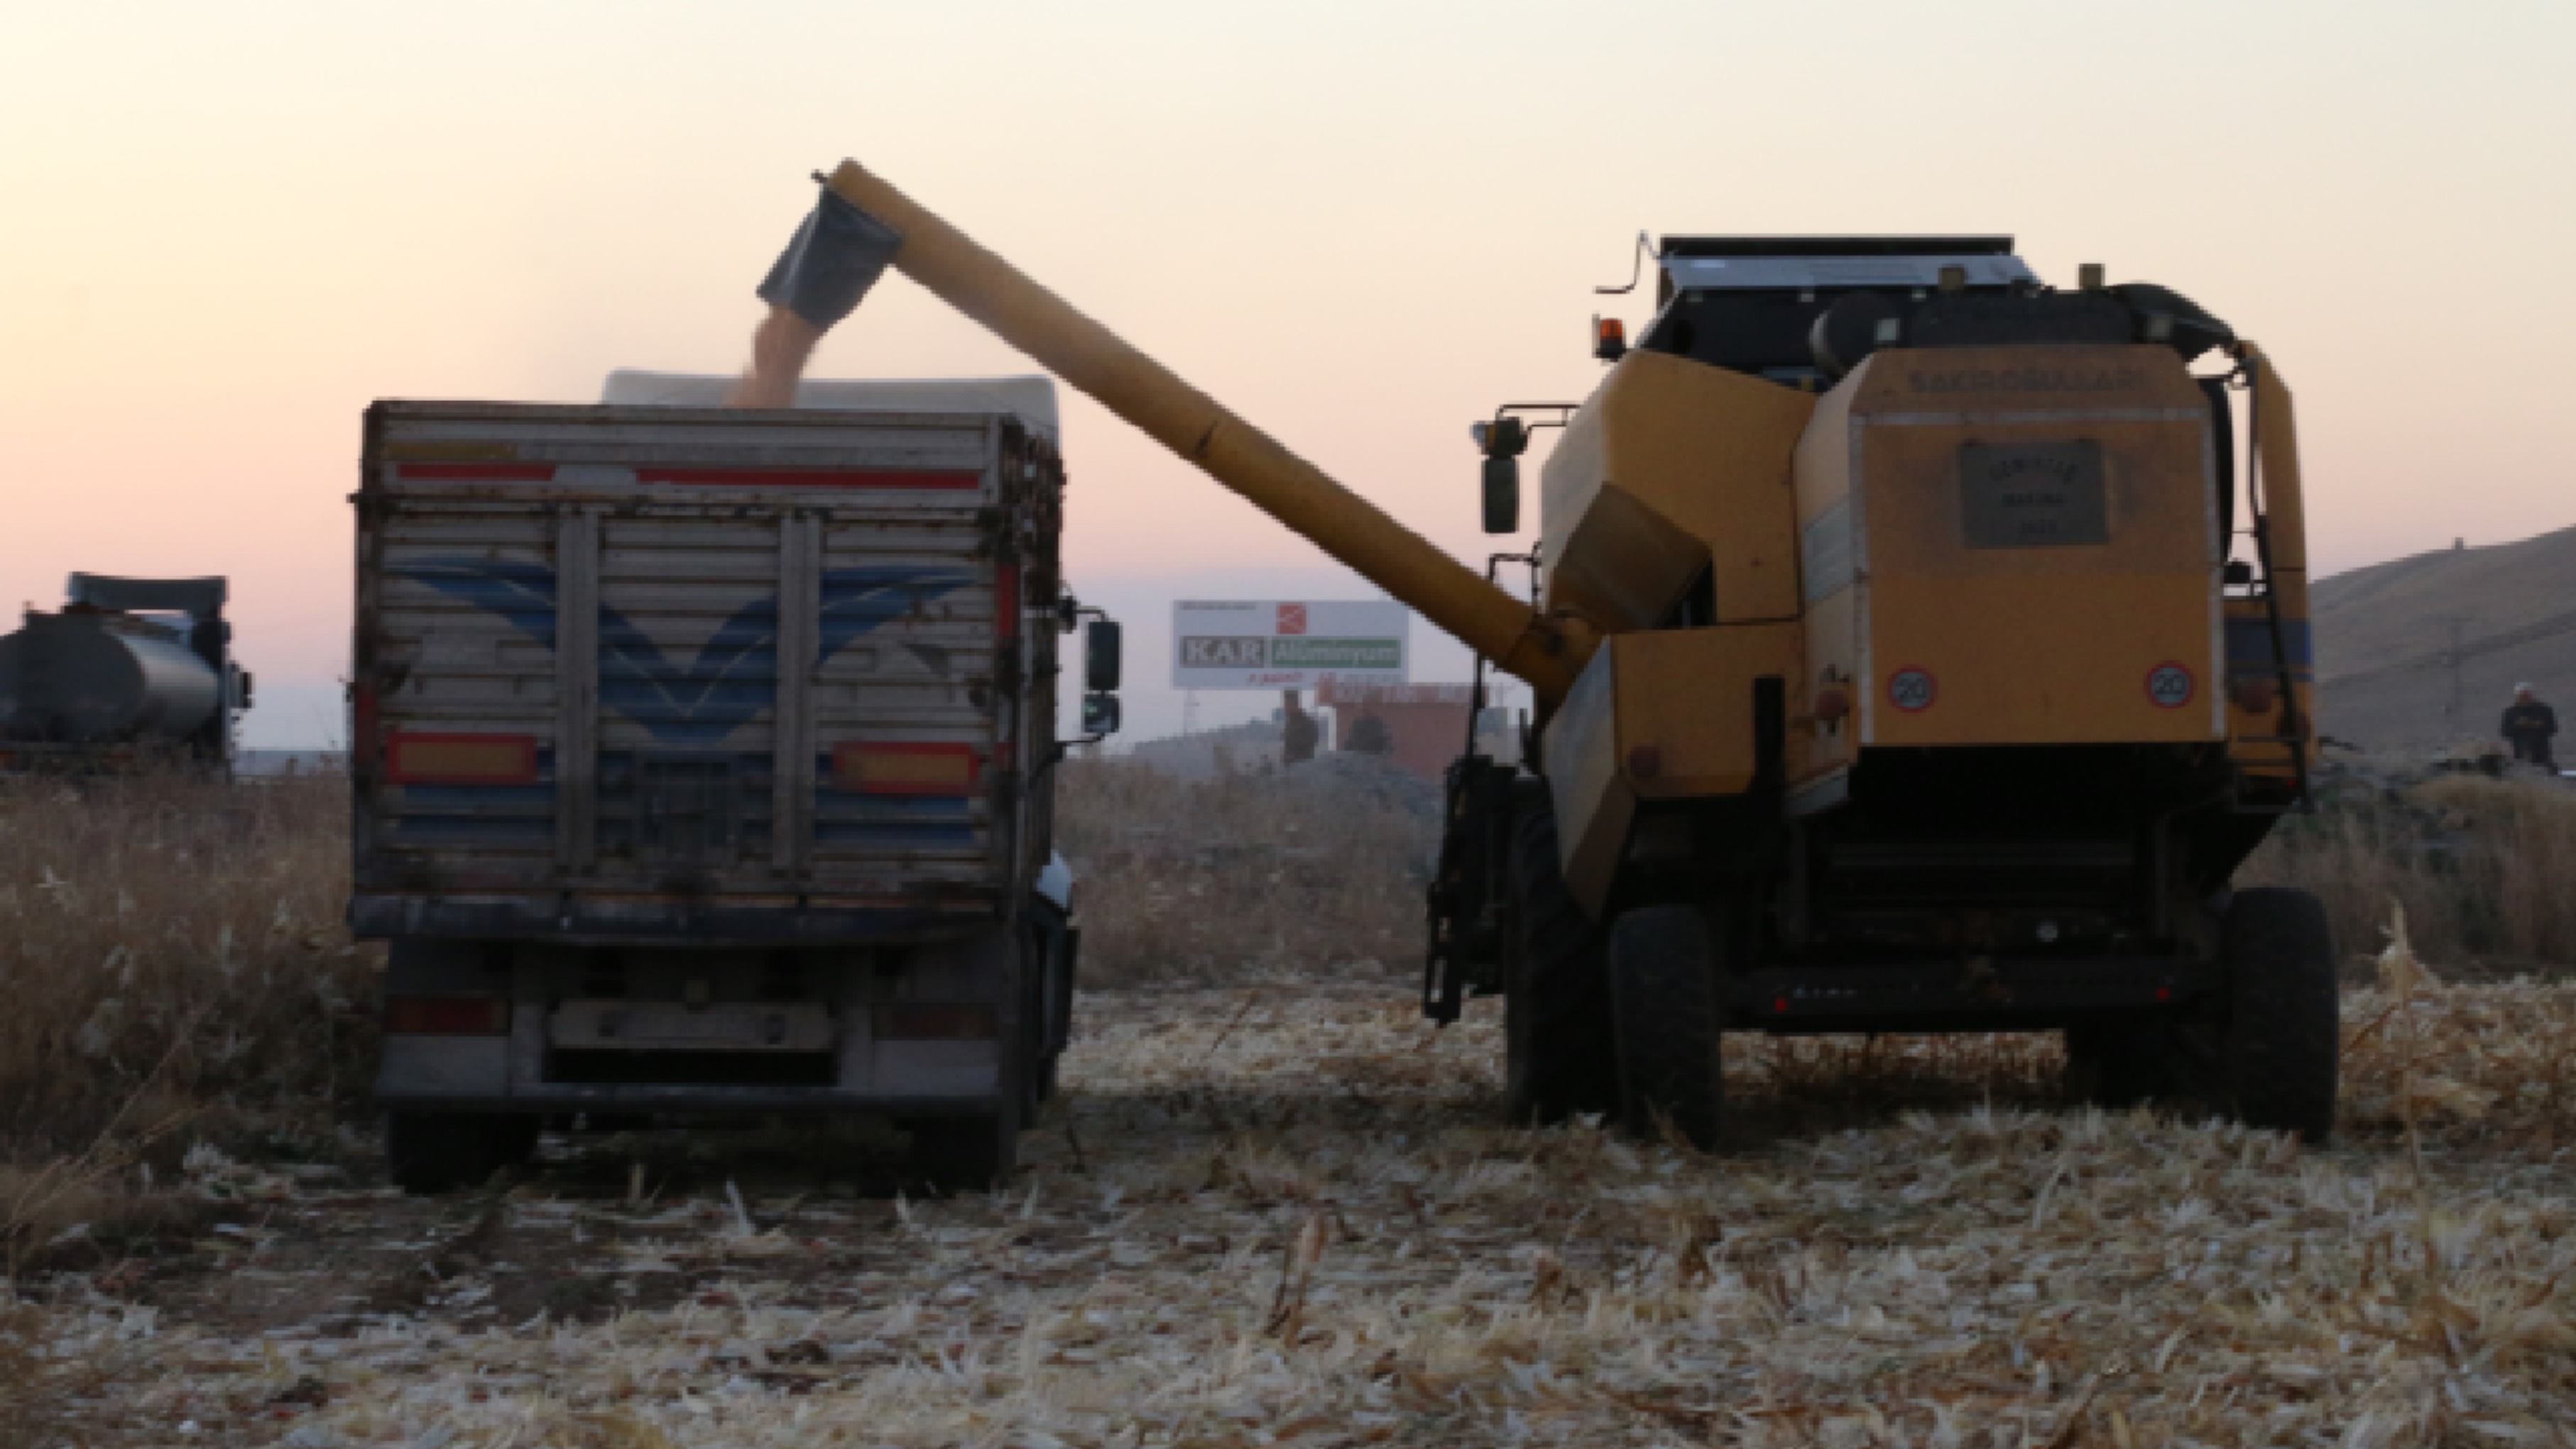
top-left (2218, 887), bottom-right (2339, 1142)
top-left (1607, 905), bottom-right (1725, 1150)
top-left (1502, 799), bottom-right (1618, 1124)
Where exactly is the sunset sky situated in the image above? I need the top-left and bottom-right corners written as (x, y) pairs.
top-left (3, 1), bottom-right (2570, 745)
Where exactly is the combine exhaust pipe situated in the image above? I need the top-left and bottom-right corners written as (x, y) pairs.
top-left (782, 158), bottom-right (1589, 704)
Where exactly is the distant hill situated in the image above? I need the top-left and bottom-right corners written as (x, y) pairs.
top-left (2313, 523), bottom-right (2576, 753)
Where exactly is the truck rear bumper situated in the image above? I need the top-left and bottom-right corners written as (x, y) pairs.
top-left (373, 925), bottom-right (1021, 1112)
top-left (349, 892), bottom-right (995, 946)
top-left (373, 1084), bottom-right (1003, 1116)
top-left (1730, 955), bottom-right (2220, 1034)
top-left (375, 1035), bottom-right (1005, 1116)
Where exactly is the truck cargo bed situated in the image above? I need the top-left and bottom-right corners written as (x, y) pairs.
top-left (350, 399), bottom-right (1063, 945)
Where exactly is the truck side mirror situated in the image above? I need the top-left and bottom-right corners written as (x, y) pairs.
top-left (1084, 619), bottom-right (1122, 692)
top-left (1082, 692), bottom-right (1122, 736)
top-left (1475, 416), bottom-right (1528, 535)
top-left (1482, 454), bottom-right (1521, 535)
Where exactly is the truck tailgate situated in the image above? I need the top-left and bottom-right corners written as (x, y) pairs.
top-left (351, 400), bottom-right (1054, 942)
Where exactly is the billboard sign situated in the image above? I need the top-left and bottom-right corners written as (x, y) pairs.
top-left (1172, 600), bottom-right (1410, 689)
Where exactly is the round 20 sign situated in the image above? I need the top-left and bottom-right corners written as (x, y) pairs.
top-left (1887, 668), bottom-right (1938, 713)
top-left (2146, 662), bottom-right (2195, 709)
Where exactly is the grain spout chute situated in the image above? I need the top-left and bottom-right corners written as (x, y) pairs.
top-left (736, 161), bottom-right (1591, 705)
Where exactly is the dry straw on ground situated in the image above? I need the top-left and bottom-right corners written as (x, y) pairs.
top-left (8, 959), bottom-right (2572, 1447)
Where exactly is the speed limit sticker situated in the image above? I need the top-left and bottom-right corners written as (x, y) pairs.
top-left (1887, 667), bottom-right (1938, 712)
top-left (2146, 662), bottom-right (2196, 709)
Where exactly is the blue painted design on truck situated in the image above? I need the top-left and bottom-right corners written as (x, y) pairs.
top-left (399, 558), bottom-right (971, 745)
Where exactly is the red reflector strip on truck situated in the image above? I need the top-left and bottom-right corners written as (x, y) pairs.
top-left (384, 996), bottom-right (511, 1036)
top-left (386, 732), bottom-right (540, 784)
top-left (394, 462), bottom-right (560, 482)
top-left (635, 467), bottom-right (979, 490)
top-left (873, 1003), bottom-right (998, 1041)
top-left (833, 742), bottom-right (979, 795)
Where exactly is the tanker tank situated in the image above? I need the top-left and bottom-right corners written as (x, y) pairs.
top-left (0, 613), bottom-right (222, 743)
top-left (0, 574), bottom-right (246, 770)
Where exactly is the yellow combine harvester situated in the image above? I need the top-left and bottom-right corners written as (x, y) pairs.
top-left (758, 163), bottom-right (2331, 1146)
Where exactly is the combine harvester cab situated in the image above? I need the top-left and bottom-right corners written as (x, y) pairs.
top-left (731, 167), bottom-right (2327, 1153)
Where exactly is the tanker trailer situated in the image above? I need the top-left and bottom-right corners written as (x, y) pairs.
top-left (0, 574), bottom-right (248, 773)
top-left (746, 166), bottom-right (2330, 1147)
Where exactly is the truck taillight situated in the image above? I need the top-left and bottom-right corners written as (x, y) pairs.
top-left (386, 732), bottom-right (539, 784)
top-left (384, 996), bottom-right (512, 1036)
top-left (873, 1003), bottom-right (998, 1041)
top-left (834, 741), bottom-right (979, 795)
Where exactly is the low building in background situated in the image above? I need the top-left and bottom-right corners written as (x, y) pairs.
top-left (1318, 682), bottom-right (1519, 780)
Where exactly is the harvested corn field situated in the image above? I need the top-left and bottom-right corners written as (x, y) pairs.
top-left (11, 948), bottom-right (2576, 1448)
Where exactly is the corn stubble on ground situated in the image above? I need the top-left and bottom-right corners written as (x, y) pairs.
top-left (4, 767), bottom-right (2576, 1445)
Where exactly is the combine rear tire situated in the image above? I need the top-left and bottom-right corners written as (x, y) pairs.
top-left (2219, 887), bottom-right (2339, 1142)
top-left (1502, 801), bottom-right (1618, 1124)
top-left (1607, 905), bottom-right (1725, 1150)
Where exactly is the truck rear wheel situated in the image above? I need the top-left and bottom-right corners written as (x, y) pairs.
top-left (1607, 904), bottom-right (1725, 1150)
top-left (907, 1102), bottom-right (1021, 1195)
top-left (386, 1112), bottom-right (509, 1194)
top-left (489, 1114), bottom-right (544, 1169)
top-left (2220, 887), bottom-right (2339, 1142)
top-left (1502, 799), bottom-right (1617, 1124)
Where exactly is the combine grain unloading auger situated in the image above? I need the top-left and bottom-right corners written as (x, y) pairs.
top-left (758, 163), bottom-right (2332, 1146)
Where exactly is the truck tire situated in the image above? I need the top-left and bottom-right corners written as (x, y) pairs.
top-left (2220, 886), bottom-right (2339, 1142)
top-left (1607, 905), bottom-right (1725, 1150)
top-left (1502, 801), bottom-right (1618, 1124)
top-left (488, 1114), bottom-right (544, 1169)
top-left (386, 1112), bottom-right (502, 1195)
top-left (907, 1100), bottom-right (1020, 1195)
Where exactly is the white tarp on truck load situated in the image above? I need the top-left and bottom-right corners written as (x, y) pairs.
top-left (602, 370), bottom-right (1060, 440)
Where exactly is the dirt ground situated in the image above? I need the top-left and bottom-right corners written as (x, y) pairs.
top-left (13, 980), bottom-right (2576, 1448)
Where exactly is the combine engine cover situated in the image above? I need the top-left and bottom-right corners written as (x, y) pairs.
top-left (1794, 344), bottom-right (2225, 760)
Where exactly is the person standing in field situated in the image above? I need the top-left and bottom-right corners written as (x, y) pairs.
top-left (1281, 689), bottom-right (1319, 766)
top-left (2501, 683), bottom-right (2558, 770)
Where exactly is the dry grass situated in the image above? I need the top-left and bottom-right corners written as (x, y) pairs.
top-left (1054, 755), bottom-right (1436, 985)
top-left (2244, 773), bottom-right (2576, 974)
top-left (0, 772), bottom-right (375, 1261)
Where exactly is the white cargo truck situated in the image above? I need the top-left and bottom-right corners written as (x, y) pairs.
top-left (353, 373), bottom-right (1121, 1192)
